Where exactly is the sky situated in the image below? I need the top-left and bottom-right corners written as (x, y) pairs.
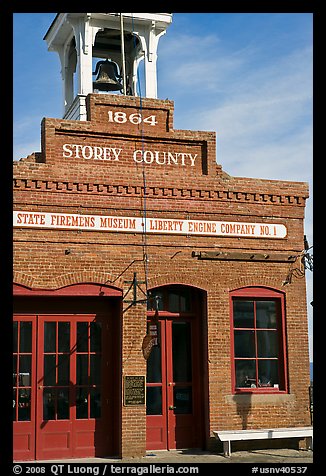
top-left (13, 13), bottom-right (313, 361)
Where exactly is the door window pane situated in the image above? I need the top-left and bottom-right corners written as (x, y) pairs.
top-left (44, 322), bottom-right (56, 353)
top-left (13, 321), bottom-right (18, 353)
top-left (179, 288), bottom-right (191, 312)
top-left (146, 387), bottom-right (162, 415)
top-left (18, 389), bottom-right (31, 421)
top-left (20, 322), bottom-right (32, 353)
top-left (169, 291), bottom-right (179, 312)
top-left (58, 322), bottom-right (70, 352)
top-left (57, 389), bottom-right (70, 419)
top-left (19, 355), bottom-right (31, 386)
top-left (77, 322), bottom-right (88, 352)
top-left (90, 322), bottom-right (101, 352)
top-left (13, 355), bottom-right (17, 386)
top-left (234, 330), bottom-right (255, 358)
top-left (90, 355), bottom-right (101, 385)
top-left (76, 388), bottom-right (88, 419)
top-left (13, 388), bottom-right (17, 421)
top-left (90, 389), bottom-right (101, 419)
top-left (43, 388), bottom-right (56, 420)
top-left (172, 322), bottom-right (192, 382)
top-left (173, 386), bottom-right (192, 414)
top-left (58, 354), bottom-right (70, 385)
top-left (146, 324), bottom-right (162, 383)
top-left (44, 354), bottom-right (56, 386)
top-left (77, 354), bottom-right (89, 385)
top-left (147, 291), bottom-right (164, 311)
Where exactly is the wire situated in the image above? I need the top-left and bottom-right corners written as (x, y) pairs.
top-left (131, 14), bottom-right (149, 297)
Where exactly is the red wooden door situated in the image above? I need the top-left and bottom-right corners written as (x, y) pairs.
top-left (13, 315), bottom-right (37, 461)
top-left (14, 313), bottom-right (114, 461)
top-left (146, 314), bottom-right (203, 450)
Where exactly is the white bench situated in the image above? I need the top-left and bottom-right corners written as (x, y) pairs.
top-left (213, 427), bottom-right (313, 457)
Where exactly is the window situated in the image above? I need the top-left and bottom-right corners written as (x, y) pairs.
top-left (230, 287), bottom-right (287, 393)
top-left (147, 285), bottom-right (192, 313)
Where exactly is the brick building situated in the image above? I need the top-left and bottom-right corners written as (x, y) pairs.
top-left (13, 13), bottom-right (311, 461)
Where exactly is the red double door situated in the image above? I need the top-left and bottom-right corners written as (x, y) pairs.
top-left (13, 314), bottom-right (114, 461)
top-left (146, 314), bottom-right (204, 450)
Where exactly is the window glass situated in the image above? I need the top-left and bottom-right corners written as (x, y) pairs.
top-left (90, 389), bottom-right (101, 418)
top-left (44, 355), bottom-right (56, 386)
top-left (44, 322), bottom-right (56, 353)
top-left (13, 321), bottom-right (18, 353)
top-left (147, 291), bottom-right (164, 311)
top-left (256, 301), bottom-right (277, 328)
top-left (58, 322), bottom-right (70, 352)
top-left (233, 301), bottom-right (254, 328)
top-left (234, 330), bottom-right (255, 358)
top-left (43, 388), bottom-right (56, 420)
top-left (18, 388), bottom-right (31, 421)
top-left (173, 386), bottom-right (192, 414)
top-left (146, 325), bottom-right (162, 383)
top-left (146, 387), bottom-right (162, 415)
top-left (235, 360), bottom-right (256, 388)
top-left (77, 354), bottom-right (88, 385)
top-left (13, 388), bottom-right (17, 421)
top-left (90, 354), bottom-right (101, 385)
top-left (172, 322), bottom-right (192, 382)
top-left (57, 389), bottom-right (70, 419)
top-left (77, 322), bottom-right (89, 352)
top-left (19, 355), bottom-right (31, 386)
top-left (168, 290), bottom-right (179, 312)
top-left (20, 322), bottom-right (32, 353)
top-left (13, 355), bottom-right (17, 386)
top-left (232, 292), bottom-right (284, 392)
top-left (258, 360), bottom-right (279, 388)
top-left (90, 322), bottom-right (101, 352)
top-left (257, 331), bottom-right (278, 358)
top-left (57, 354), bottom-right (70, 385)
top-left (76, 388), bottom-right (88, 419)
top-left (179, 288), bottom-right (191, 312)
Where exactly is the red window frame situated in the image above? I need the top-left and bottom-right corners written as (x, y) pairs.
top-left (230, 286), bottom-right (288, 394)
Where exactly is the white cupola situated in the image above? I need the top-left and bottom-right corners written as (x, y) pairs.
top-left (44, 13), bottom-right (172, 120)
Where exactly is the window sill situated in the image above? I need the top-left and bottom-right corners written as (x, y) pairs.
top-left (225, 393), bottom-right (296, 405)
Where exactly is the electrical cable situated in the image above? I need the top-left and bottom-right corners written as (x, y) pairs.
top-left (131, 14), bottom-right (149, 297)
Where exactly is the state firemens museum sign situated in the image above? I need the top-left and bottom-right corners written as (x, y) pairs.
top-left (13, 211), bottom-right (287, 239)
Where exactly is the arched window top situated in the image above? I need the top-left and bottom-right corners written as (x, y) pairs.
top-left (147, 284), bottom-right (204, 314)
top-left (13, 282), bottom-right (122, 297)
top-left (230, 286), bottom-right (284, 299)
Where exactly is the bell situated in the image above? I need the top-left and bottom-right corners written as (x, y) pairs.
top-left (93, 59), bottom-right (123, 92)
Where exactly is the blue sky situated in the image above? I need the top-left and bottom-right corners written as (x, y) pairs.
top-left (13, 13), bottom-right (313, 360)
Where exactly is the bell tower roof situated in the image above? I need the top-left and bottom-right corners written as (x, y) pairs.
top-left (44, 13), bottom-right (172, 120)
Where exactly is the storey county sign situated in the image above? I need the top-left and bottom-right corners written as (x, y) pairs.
top-left (62, 143), bottom-right (198, 166)
top-left (13, 211), bottom-right (287, 239)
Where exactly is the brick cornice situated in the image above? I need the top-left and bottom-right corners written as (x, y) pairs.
top-left (13, 178), bottom-right (307, 207)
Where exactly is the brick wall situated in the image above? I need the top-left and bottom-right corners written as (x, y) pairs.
top-left (13, 94), bottom-right (311, 456)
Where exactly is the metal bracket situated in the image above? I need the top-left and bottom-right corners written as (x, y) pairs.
top-left (123, 272), bottom-right (147, 312)
top-left (192, 250), bottom-right (297, 263)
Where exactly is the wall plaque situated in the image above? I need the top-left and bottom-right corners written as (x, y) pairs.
top-left (123, 375), bottom-right (146, 406)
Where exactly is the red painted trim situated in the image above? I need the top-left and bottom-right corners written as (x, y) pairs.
top-left (229, 286), bottom-right (288, 394)
top-left (13, 283), bottom-right (122, 297)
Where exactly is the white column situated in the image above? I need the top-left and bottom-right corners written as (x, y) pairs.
top-left (69, 17), bottom-right (93, 96)
top-left (143, 22), bottom-right (167, 99)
